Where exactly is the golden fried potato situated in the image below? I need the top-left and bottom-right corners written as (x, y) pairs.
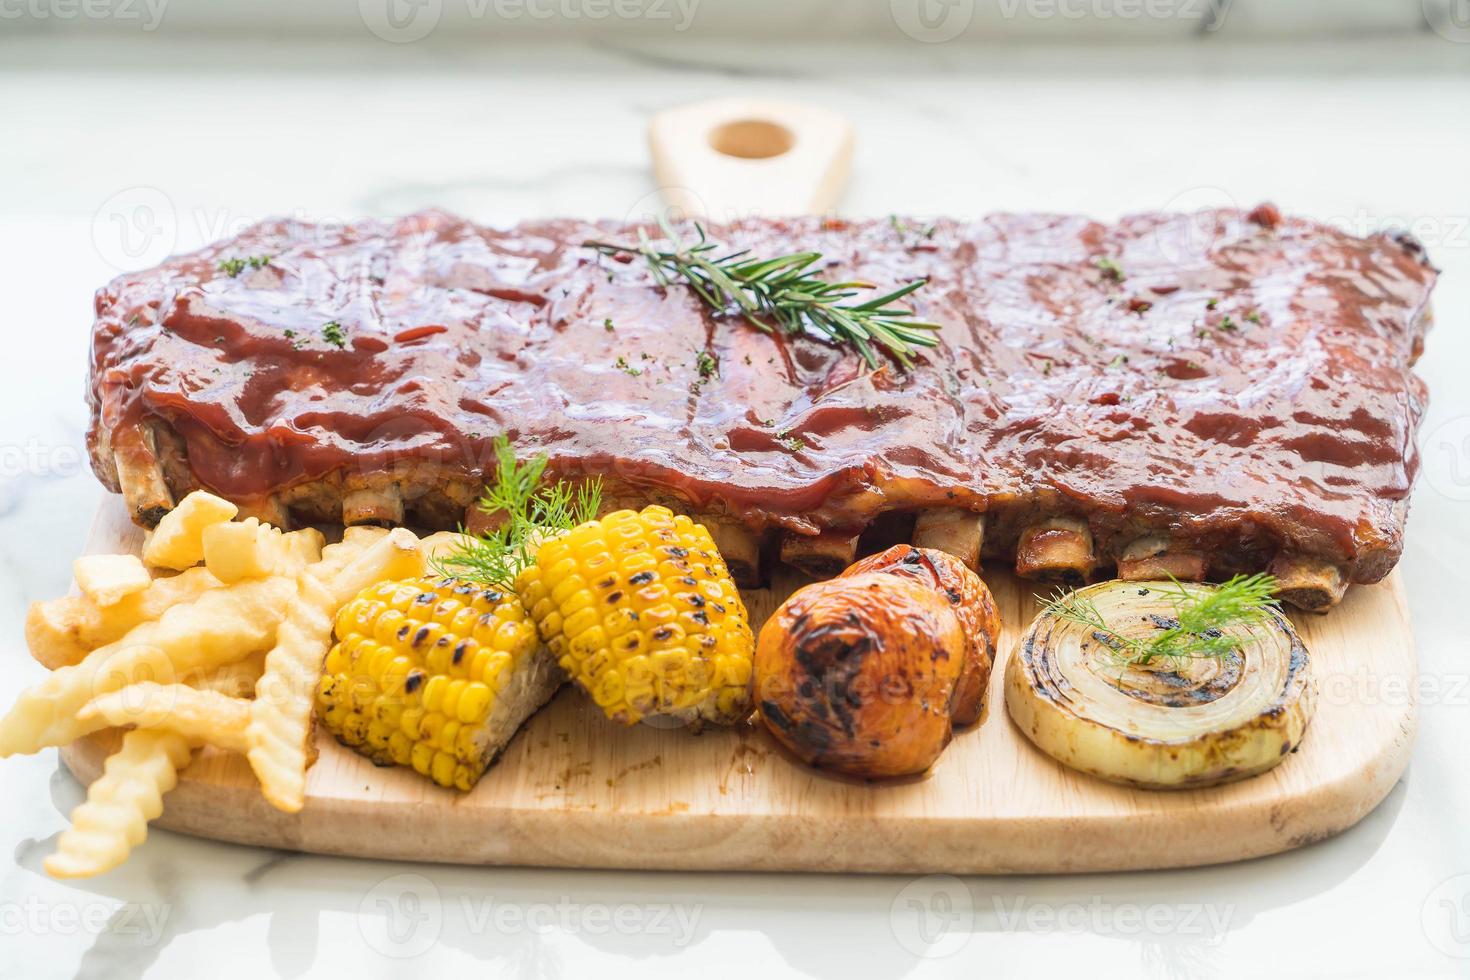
top-left (248, 528), bottom-right (423, 812)
top-left (755, 573), bottom-right (968, 778)
top-left (73, 555), bottom-right (152, 607)
top-left (203, 520), bottom-right (324, 583)
top-left (841, 545), bottom-right (1001, 727)
top-left (79, 684), bottom-right (252, 753)
top-left (44, 634), bottom-right (270, 879)
top-left (0, 575), bottom-right (300, 756)
top-left (26, 567), bottom-right (224, 670)
top-left (44, 728), bottom-right (193, 879)
top-left (416, 530), bottom-right (465, 564)
top-left (142, 491), bottom-right (238, 570)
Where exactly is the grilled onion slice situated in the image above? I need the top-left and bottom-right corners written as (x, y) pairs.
top-left (1005, 580), bottom-right (1316, 789)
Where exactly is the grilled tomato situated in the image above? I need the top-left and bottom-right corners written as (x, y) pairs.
top-left (841, 545), bottom-right (1000, 726)
top-left (754, 572), bottom-right (969, 778)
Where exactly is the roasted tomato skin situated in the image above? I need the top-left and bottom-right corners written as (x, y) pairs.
top-left (841, 545), bottom-right (1001, 726)
top-left (754, 573), bottom-right (967, 778)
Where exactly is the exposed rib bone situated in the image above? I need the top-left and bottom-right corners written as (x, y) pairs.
top-left (1269, 554), bottom-right (1347, 612)
top-left (1116, 534), bottom-right (1207, 582)
top-left (706, 520), bottom-right (765, 589)
top-left (1015, 516), bottom-right (1094, 584)
top-left (342, 485), bottom-right (404, 527)
top-left (236, 495), bottom-right (292, 529)
top-left (911, 508), bottom-right (985, 570)
top-left (112, 433), bottom-right (173, 528)
top-left (781, 530), bottom-right (860, 579)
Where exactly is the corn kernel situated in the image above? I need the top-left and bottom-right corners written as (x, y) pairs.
top-left (316, 574), bottom-right (546, 792)
top-left (516, 505), bottom-right (753, 726)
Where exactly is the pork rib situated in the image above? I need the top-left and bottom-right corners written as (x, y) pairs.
top-left (86, 208), bottom-right (1436, 606)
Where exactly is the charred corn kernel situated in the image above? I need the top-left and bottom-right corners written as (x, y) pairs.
top-left (316, 575), bottom-right (544, 791)
top-left (515, 505), bottom-right (754, 726)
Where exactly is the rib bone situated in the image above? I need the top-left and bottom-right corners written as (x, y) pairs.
top-left (236, 495), bottom-right (292, 529)
top-left (1117, 534), bottom-right (1207, 582)
top-left (1015, 516), bottom-right (1094, 584)
top-left (780, 530), bottom-right (860, 579)
top-left (111, 427), bottom-right (174, 528)
top-left (911, 508), bottom-right (985, 570)
top-left (706, 519), bottom-right (765, 589)
top-left (1269, 554), bottom-right (1347, 612)
top-left (342, 485), bottom-right (404, 527)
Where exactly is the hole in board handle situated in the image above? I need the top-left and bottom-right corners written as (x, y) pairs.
top-left (708, 119), bottom-right (795, 160)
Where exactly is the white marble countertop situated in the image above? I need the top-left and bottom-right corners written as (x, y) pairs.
top-left (2, 31), bottom-right (1469, 979)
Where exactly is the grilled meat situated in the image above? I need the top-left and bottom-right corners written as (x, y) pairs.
top-left (86, 208), bottom-right (1436, 607)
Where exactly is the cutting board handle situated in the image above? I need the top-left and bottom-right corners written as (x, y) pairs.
top-left (648, 97), bottom-right (854, 222)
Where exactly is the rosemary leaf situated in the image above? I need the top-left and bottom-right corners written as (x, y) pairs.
top-left (585, 219), bottom-right (942, 370)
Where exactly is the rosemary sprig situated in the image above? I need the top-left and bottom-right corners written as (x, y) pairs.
top-left (429, 436), bottom-right (601, 590)
top-left (1042, 573), bottom-right (1280, 667)
top-left (584, 218), bottom-right (942, 370)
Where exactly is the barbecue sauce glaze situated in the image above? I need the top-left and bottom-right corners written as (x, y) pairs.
top-left (87, 209), bottom-right (1436, 581)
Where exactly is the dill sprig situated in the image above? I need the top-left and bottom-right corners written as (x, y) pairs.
top-left (1042, 573), bottom-right (1280, 667)
top-left (583, 218), bottom-right (942, 370)
top-left (430, 436), bottom-right (601, 590)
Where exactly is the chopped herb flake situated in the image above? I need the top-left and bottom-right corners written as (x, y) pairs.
top-left (1096, 256), bottom-right (1126, 282)
top-left (695, 350), bottom-right (717, 379)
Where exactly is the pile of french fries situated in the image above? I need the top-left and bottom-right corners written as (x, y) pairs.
top-left (2, 491), bottom-right (452, 878)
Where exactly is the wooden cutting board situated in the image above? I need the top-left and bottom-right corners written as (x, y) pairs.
top-left (59, 496), bottom-right (1417, 874)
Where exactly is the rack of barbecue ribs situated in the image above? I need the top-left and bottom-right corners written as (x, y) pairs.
top-left (86, 206), bottom-right (1437, 609)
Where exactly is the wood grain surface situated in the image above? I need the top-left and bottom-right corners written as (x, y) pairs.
top-left (57, 497), bottom-right (1418, 874)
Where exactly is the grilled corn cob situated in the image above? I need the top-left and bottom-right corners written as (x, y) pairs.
top-left (515, 506), bottom-right (754, 726)
top-left (316, 576), bottom-right (563, 790)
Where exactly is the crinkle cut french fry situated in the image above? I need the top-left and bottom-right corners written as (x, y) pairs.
top-left (141, 491), bottom-right (238, 570)
top-left (79, 684), bottom-right (252, 754)
top-left (186, 650), bottom-right (268, 698)
top-left (73, 554), bottom-right (152, 607)
top-left (43, 650), bottom-right (270, 879)
top-left (0, 575), bottom-right (298, 757)
top-left (26, 567), bottom-right (224, 671)
top-left (341, 525), bottom-right (389, 546)
top-left (203, 522), bottom-right (324, 584)
top-left (43, 728), bottom-right (193, 879)
top-left (248, 529), bottom-right (424, 812)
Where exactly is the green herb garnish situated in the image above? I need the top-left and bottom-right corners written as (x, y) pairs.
top-left (695, 350), bottom-right (717, 379)
top-left (775, 430), bottom-right (806, 452)
top-left (1042, 573), bottom-right (1280, 667)
top-left (430, 436), bottom-right (602, 589)
top-left (217, 255), bottom-right (271, 277)
top-left (321, 321), bottom-right (347, 348)
top-left (584, 218), bottom-right (941, 370)
top-left (1096, 256), bottom-right (1126, 282)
